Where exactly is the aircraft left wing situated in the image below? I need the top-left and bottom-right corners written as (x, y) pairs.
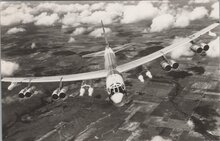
top-left (1, 69), bottom-right (108, 83)
top-left (116, 23), bottom-right (219, 73)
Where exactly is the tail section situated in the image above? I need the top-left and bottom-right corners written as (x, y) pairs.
top-left (101, 20), bottom-right (110, 48)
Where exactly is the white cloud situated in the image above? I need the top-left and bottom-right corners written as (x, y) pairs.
top-left (90, 2), bottom-right (105, 11)
top-left (61, 12), bottom-right (80, 27)
top-left (81, 10), bottom-right (116, 25)
top-left (174, 10), bottom-right (191, 28)
top-left (151, 136), bottom-right (172, 141)
top-left (71, 27), bottom-right (87, 36)
top-left (89, 27), bottom-right (111, 38)
top-left (1, 60), bottom-right (19, 76)
top-left (34, 12), bottom-right (59, 26)
top-left (1, 3), bottom-right (34, 26)
top-left (189, 7), bottom-right (208, 21)
top-left (6, 27), bottom-right (26, 34)
top-left (68, 37), bottom-right (76, 43)
top-left (121, 1), bottom-right (158, 24)
top-left (206, 36), bottom-right (219, 58)
top-left (150, 14), bottom-right (175, 32)
top-left (169, 37), bottom-right (195, 59)
top-left (188, 0), bottom-right (211, 4)
top-left (210, 2), bottom-right (219, 19)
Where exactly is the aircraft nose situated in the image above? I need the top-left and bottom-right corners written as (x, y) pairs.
top-left (111, 93), bottom-right (123, 103)
top-left (110, 93), bottom-right (126, 107)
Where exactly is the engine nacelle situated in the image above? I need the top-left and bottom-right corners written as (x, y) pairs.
top-left (52, 88), bottom-right (59, 100)
top-left (88, 86), bottom-right (94, 96)
top-left (58, 86), bottom-right (68, 98)
top-left (138, 75), bottom-right (144, 82)
top-left (160, 60), bottom-right (172, 71)
top-left (169, 60), bottom-right (179, 69)
top-left (79, 87), bottom-right (85, 96)
top-left (18, 87), bottom-right (28, 98)
top-left (24, 86), bottom-right (36, 97)
top-left (8, 82), bottom-right (18, 90)
top-left (200, 43), bottom-right (209, 51)
top-left (190, 45), bottom-right (203, 53)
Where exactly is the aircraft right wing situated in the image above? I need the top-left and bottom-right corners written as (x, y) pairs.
top-left (116, 23), bottom-right (219, 73)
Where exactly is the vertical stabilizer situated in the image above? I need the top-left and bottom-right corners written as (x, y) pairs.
top-left (101, 20), bottom-right (110, 48)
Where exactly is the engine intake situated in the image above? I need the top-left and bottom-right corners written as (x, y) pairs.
top-left (190, 45), bottom-right (203, 53)
top-left (58, 86), bottom-right (68, 99)
top-left (18, 87), bottom-right (28, 98)
top-left (25, 86), bottom-right (36, 97)
top-left (169, 60), bottom-right (179, 69)
top-left (160, 60), bottom-right (172, 71)
top-left (201, 43), bottom-right (209, 51)
top-left (52, 88), bottom-right (59, 100)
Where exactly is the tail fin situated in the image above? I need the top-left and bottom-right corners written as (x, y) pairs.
top-left (101, 20), bottom-right (110, 47)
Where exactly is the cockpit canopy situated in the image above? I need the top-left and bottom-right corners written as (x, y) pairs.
top-left (108, 82), bottom-right (125, 96)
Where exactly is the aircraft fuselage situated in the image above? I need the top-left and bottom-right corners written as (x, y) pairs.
top-left (104, 47), bottom-right (126, 106)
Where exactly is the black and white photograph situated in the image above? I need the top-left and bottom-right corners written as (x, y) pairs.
top-left (1, 0), bottom-right (220, 141)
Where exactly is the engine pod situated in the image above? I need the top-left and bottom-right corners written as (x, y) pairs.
top-left (160, 60), bottom-right (172, 71)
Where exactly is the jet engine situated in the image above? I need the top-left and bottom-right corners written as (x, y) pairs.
top-left (58, 86), bottom-right (68, 98)
top-left (88, 86), bottom-right (94, 96)
top-left (190, 45), bottom-right (203, 53)
top-left (200, 43), bottom-right (209, 51)
top-left (18, 87), bottom-right (28, 98)
top-left (169, 60), bottom-right (179, 69)
top-left (160, 60), bottom-right (172, 71)
top-left (24, 86), bottom-right (36, 97)
top-left (52, 88), bottom-right (59, 100)
top-left (79, 87), bottom-right (85, 96)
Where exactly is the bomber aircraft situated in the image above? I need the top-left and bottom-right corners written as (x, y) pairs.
top-left (2, 21), bottom-right (219, 107)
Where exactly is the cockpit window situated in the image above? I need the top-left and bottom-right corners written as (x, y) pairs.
top-left (119, 87), bottom-right (123, 93)
top-left (115, 88), bottom-right (118, 93)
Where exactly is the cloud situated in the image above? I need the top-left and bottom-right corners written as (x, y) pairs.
top-left (121, 1), bottom-right (158, 24)
top-left (169, 37), bottom-right (195, 59)
top-left (188, 0), bottom-right (212, 4)
top-left (1, 60), bottom-right (19, 76)
top-left (68, 37), bottom-right (76, 43)
top-left (90, 2), bottom-right (105, 11)
top-left (89, 27), bottom-right (111, 38)
top-left (71, 27), bottom-right (87, 36)
top-left (206, 36), bottom-right (219, 58)
top-left (6, 27), bottom-right (26, 34)
top-left (150, 14), bottom-right (175, 32)
top-left (151, 136), bottom-right (172, 141)
top-left (210, 2), bottom-right (219, 19)
top-left (1, 3), bottom-right (34, 26)
top-left (189, 7), bottom-right (208, 21)
top-left (34, 12), bottom-right (59, 26)
top-left (81, 10), bottom-right (118, 25)
top-left (61, 12), bottom-right (80, 27)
